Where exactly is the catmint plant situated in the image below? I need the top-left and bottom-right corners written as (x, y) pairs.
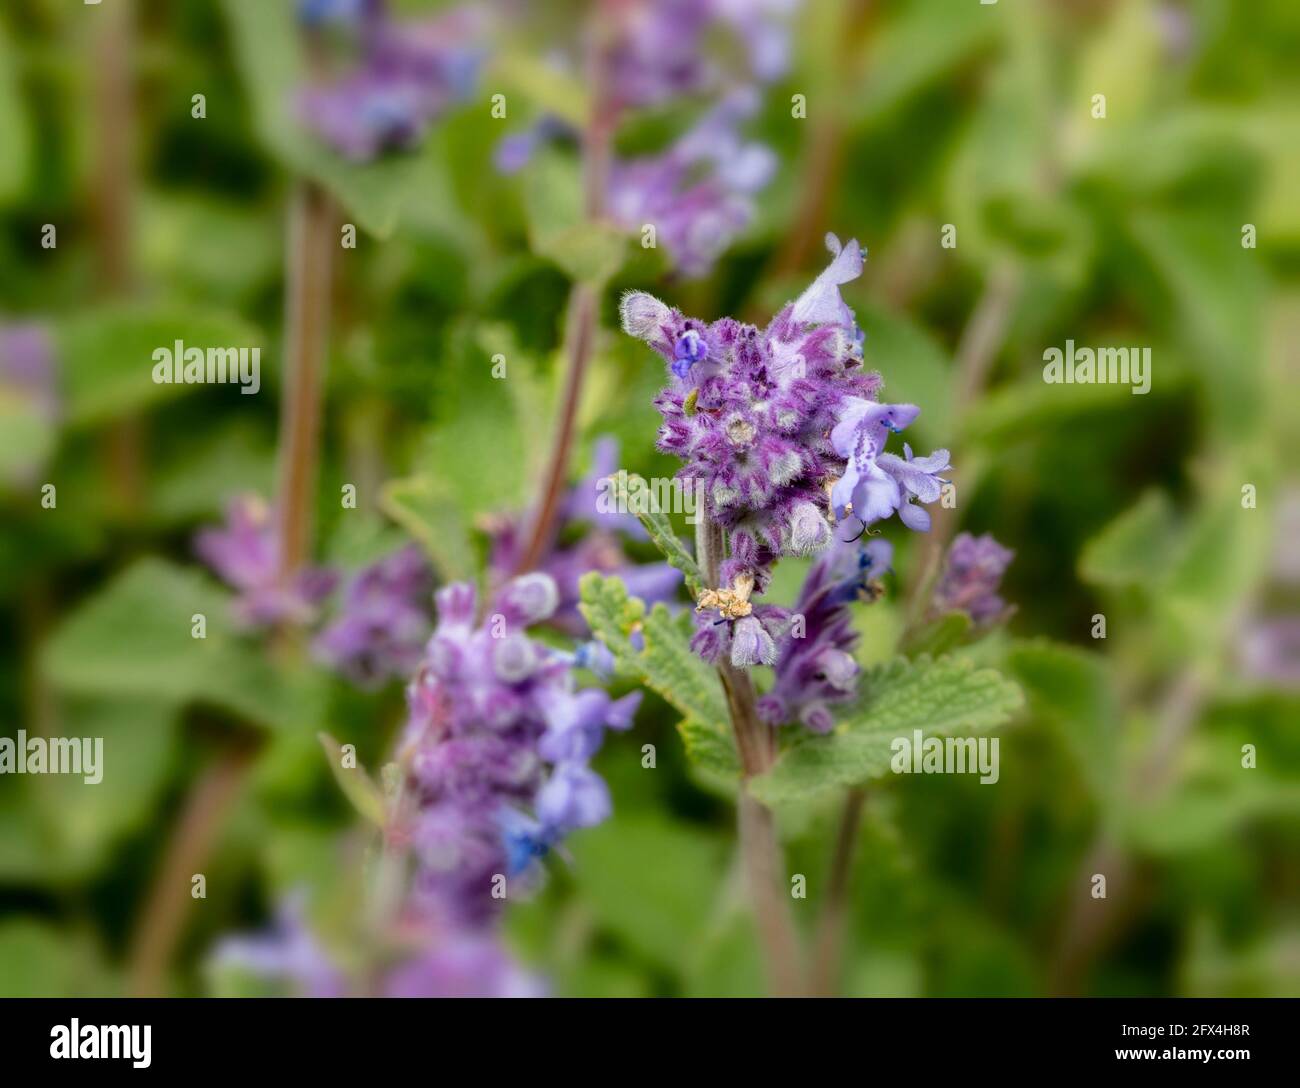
top-left (620, 234), bottom-right (952, 669)
top-left (312, 544), bottom-right (435, 686)
top-left (217, 572), bottom-right (638, 996)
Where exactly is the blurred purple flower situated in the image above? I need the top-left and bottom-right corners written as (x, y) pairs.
top-left (383, 935), bottom-right (544, 997)
top-left (607, 89), bottom-right (777, 277)
top-left (213, 896), bottom-right (346, 998)
top-left (0, 323), bottom-right (58, 419)
top-left (757, 537), bottom-right (890, 732)
top-left (486, 437), bottom-right (682, 635)
top-left (930, 532), bottom-right (1015, 627)
top-left (313, 544), bottom-right (433, 687)
top-left (1239, 617), bottom-right (1300, 689)
top-left (195, 495), bottom-right (338, 629)
top-left (298, 3), bottom-right (485, 161)
top-left (402, 575), bottom-right (639, 928)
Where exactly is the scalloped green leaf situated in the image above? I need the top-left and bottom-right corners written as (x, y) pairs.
top-left (750, 655), bottom-right (1023, 805)
top-left (579, 573), bottom-right (735, 772)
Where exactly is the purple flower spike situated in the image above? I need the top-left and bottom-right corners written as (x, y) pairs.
top-left (930, 532), bottom-right (1015, 627)
top-left (622, 232), bottom-right (889, 606)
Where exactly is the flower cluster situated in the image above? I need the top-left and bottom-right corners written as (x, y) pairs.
top-left (216, 572), bottom-right (636, 997)
top-left (757, 538), bottom-right (892, 731)
top-left (621, 234), bottom-right (952, 664)
top-left (606, 89), bottom-right (777, 278)
top-left (401, 575), bottom-right (640, 929)
top-left (929, 532), bottom-right (1015, 627)
top-left (195, 495), bottom-right (337, 628)
top-left (312, 544), bottom-right (434, 686)
top-left (495, 1), bottom-right (795, 277)
top-left (296, 0), bottom-right (483, 161)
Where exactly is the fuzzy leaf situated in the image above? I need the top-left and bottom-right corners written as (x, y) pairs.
top-left (611, 472), bottom-right (703, 597)
top-left (579, 573), bottom-right (736, 772)
top-left (750, 655), bottom-right (1023, 805)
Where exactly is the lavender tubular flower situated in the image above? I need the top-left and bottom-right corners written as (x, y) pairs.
top-left (757, 538), bottom-right (891, 732)
top-left (402, 575), bottom-right (639, 932)
top-left (312, 544), bottom-right (433, 686)
top-left (195, 495), bottom-right (338, 629)
top-left (930, 532), bottom-right (1015, 627)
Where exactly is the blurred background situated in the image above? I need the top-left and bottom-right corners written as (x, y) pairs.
top-left (0, 0), bottom-right (1296, 997)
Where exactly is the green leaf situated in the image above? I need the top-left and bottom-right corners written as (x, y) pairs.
top-left (1078, 489), bottom-right (1178, 589)
top-left (318, 733), bottom-right (385, 827)
top-left (579, 573), bottom-right (736, 773)
top-left (676, 719), bottom-right (741, 777)
top-left (0, 24), bottom-right (31, 200)
top-left (524, 149), bottom-right (627, 283)
top-left (899, 611), bottom-right (972, 658)
top-left (1006, 640), bottom-right (1119, 806)
top-left (59, 303), bottom-right (263, 427)
top-left (380, 473), bottom-right (476, 583)
top-left (221, 0), bottom-right (427, 237)
top-left (0, 389), bottom-right (56, 483)
top-left (0, 922), bottom-right (107, 997)
top-left (42, 558), bottom-right (326, 733)
top-left (567, 813), bottom-right (728, 972)
top-left (488, 51), bottom-right (589, 129)
top-left (609, 472), bottom-right (703, 597)
top-left (750, 655), bottom-right (1023, 805)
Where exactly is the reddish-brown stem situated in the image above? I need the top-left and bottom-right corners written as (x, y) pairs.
top-left (515, 281), bottom-right (600, 574)
top-left (126, 746), bottom-right (257, 996)
top-left (513, 25), bottom-right (616, 577)
top-left (274, 182), bottom-right (335, 580)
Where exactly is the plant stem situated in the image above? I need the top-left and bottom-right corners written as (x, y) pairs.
top-left (697, 516), bottom-right (804, 995)
top-left (513, 29), bottom-right (616, 576)
top-left (810, 785), bottom-right (866, 995)
top-left (92, 0), bottom-right (145, 516)
top-left (274, 181), bottom-right (335, 581)
top-left (515, 281), bottom-right (600, 574)
top-left (126, 744), bottom-right (257, 996)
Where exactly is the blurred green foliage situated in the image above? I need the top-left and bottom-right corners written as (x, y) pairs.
top-left (0, 0), bottom-right (1296, 998)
